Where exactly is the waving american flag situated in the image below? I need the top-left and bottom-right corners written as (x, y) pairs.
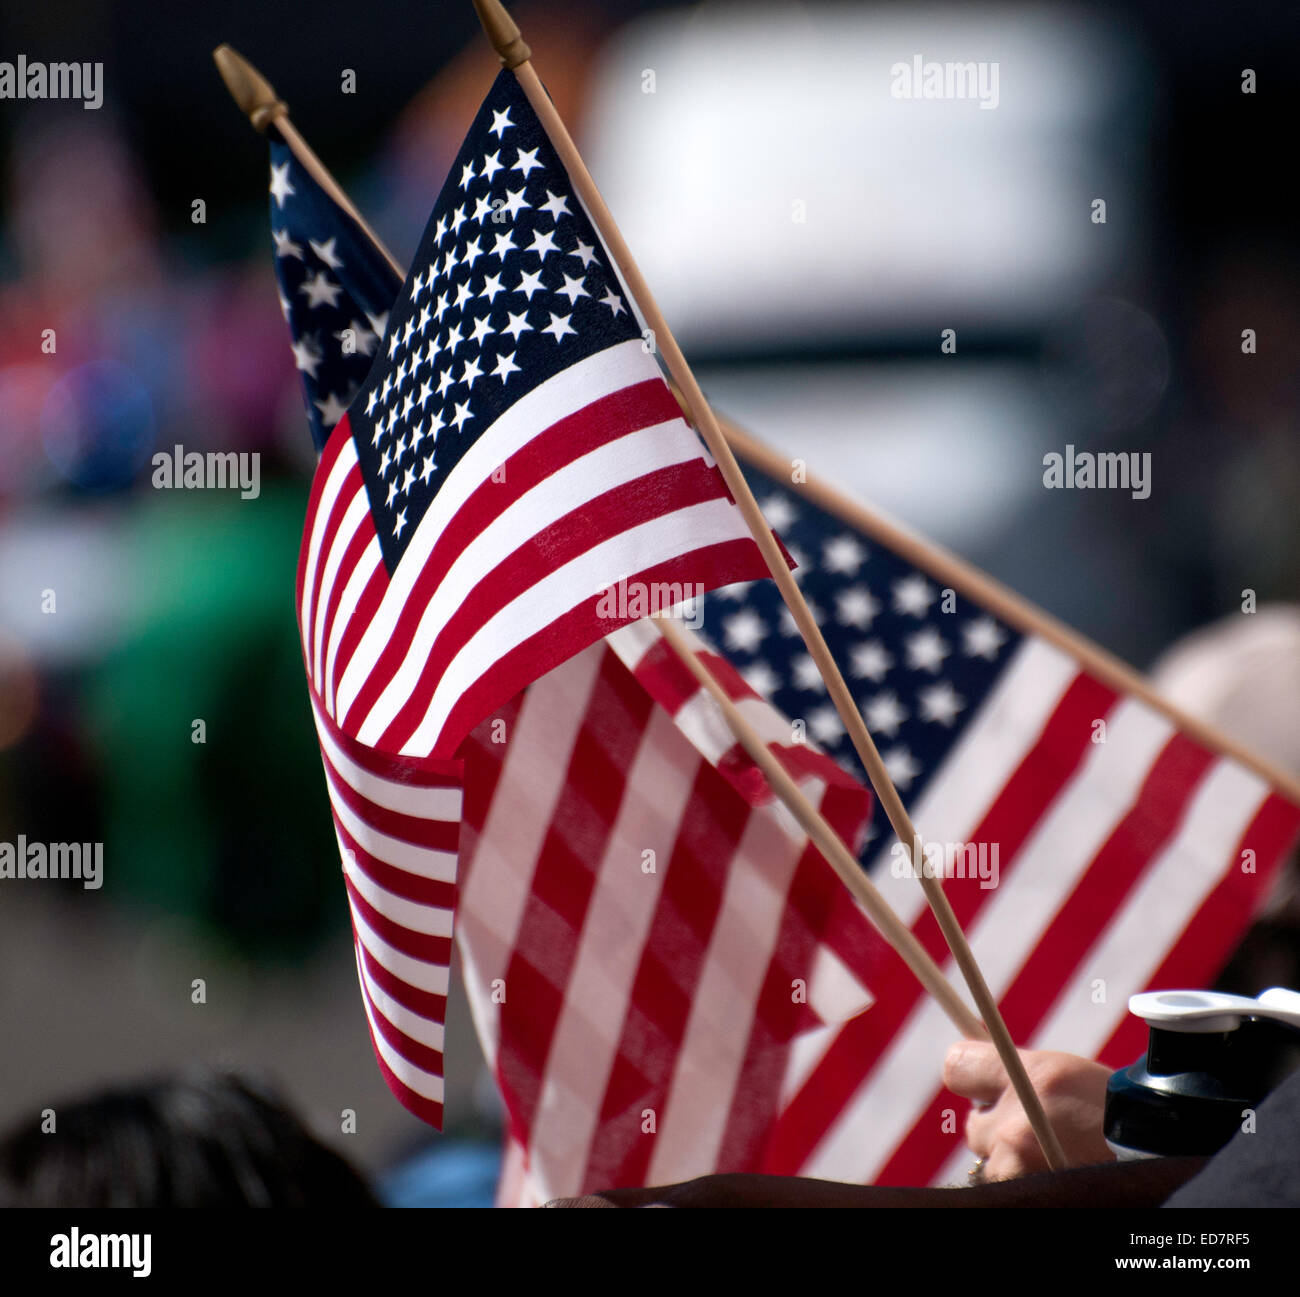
top-left (287, 70), bottom-right (775, 1126)
top-left (693, 458), bottom-right (1300, 1186)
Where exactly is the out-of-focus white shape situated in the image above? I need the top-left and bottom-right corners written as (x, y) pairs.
top-left (584, 3), bottom-right (1143, 347)
top-left (697, 361), bottom-right (1052, 545)
top-left (0, 511), bottom-right (130, 665)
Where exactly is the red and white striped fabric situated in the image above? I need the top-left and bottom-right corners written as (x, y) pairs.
top-left (758, 636), bottom-right (1300, 1187)
top-left (455, 619), bottom-right (883, 1203)
top-left (298, 350), bottom-right (771, 763)
top-left (462, 626), bottom-right (1300, 1199)
top-left (305, 694), bottom-right (463, 1128)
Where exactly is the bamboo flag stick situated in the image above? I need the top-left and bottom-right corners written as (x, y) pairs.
top-left (654, 617), bottom-right (984, 1039)
top-left (469, 0), bottom-right (1066, 1169)
top-left (212, 43), bottom-right (404, 279)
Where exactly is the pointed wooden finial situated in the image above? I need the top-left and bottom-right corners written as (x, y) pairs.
top-left (470, 0), bottom-right (532, 69)
top-left (212, 44), bottom-right (288, 132)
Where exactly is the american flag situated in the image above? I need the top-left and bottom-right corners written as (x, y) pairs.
top-left (288, 70), bottom-right (775, 1126)
top-left (267, 133), bottom-right (396, 453)
top-left (456, 618), bottom-right (886, 1203)
top-left (691, 461), bottom-right (1300, 1186)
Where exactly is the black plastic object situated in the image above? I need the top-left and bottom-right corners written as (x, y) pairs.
top-left (1105, 1017), bottom-right (1300, 1158)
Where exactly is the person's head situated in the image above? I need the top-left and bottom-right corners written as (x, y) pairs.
top-left (0, 1065), bottom-right (379, 1207)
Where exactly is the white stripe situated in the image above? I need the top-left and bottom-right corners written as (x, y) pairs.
top-left (673, 691), bottom-right (793, 765)
top-left (312, 699), bottom-right (461, 821)
top-left (324, 538), bottom-right (383, 714)
top-left (801, 698), bottom-right (1175, 1184)
top-left (351, 905), bottom-right (449, 997)
top-left (335, 338), bottom-right (663, 716)
top-left (311, 486), bottom-right (370, 694)
top-left (929, 757), bottom-right (1272, 1187)
top-left (646, 806), bottom-right (810, 1184)
top-left (457, 647), bottom-right (606, 1063)
top-left (400, 497), bottom-right (749, 752)
top-left (342, 849), bottom-right (454, 938)
top-left (778, 639), bottom-right (1077, 1113)
top-left (356, 942), bottom-right (446, 1053)
top-left (528, 705), bottom-right (697, 1200)
top-left (866, 638), bottom-right (1080, 929)
top-left (355, 946), bottom-right (445, 1104)
top-left (324, 763), bottom-right (457, 882)
top-left (1032, 758), bottom-right (1271, 1057)
top-left (605, 617), bottom-right (663, 670)
top-left (300, 440), bottom-right (358, 644)
top-left (348, 419), bottom-right (702, 739)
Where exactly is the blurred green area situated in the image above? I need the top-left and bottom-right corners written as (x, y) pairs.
top-left (79, 486), bottom-right (342, 959)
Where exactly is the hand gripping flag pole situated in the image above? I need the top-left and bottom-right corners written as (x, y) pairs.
top-left (468, 0), bottom-right (1066, 1169)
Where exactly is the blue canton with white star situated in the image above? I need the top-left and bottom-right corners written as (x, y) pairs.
top-left (345, 72), bottom-right (638, 573)
top-left (268, 133), bottom-right (402, 453)
top-left (700, 469), bottom-right (1021, 857)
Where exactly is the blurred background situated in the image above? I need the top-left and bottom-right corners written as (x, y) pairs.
top-left (0, 0), bottom-right (1295, 1205)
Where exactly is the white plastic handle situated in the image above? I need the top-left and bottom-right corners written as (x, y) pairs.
top-left (1128, 987), bottom-right (1300, 1034)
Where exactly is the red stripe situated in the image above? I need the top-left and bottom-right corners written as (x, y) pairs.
top-left (358, 942), bottom-right (449, 1026)
top-left (1098, 790), bottom-right (1300, 1069)
top-left (304, 471), bottom-right (366, 685)
top-left (316, 520), bottom-right (377, 692)
top-left (364, 458), bottom-right (735, 748)
top-left (717, 840), bottom-right (879, 1173)
top-left (333, 814), bottom-right (458, 910)
top-left (327, 562), bottom-right (388, 718)
top-left (320, 755), bottom-right (460, 853)
top-left (310, 689), bottom-right (464, 788)
top-left (762, 672), bottom-right (1114, 1175)
top-left (343, 873), bottom-right (454, 968)
top-left (872, 732), bottom-right (1217, 1188)
top-left (359, 976), bottom-right (447, 1078)
top-left (433, 538), bottom-right (768, 756)
top-left (336, 381), bottom-right (685, 730)
top-left (295, 416), bottom-right (354, 615)
top-left (493, 651), bottom-right (653, 1144)
top-left (580, 759), bottom-right (751, 1193)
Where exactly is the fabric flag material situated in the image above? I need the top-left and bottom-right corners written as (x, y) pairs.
top-left (456, 618), bottom-right (882, 1204)
top-left (267, 132), bottom-right (398, 453)
top-left (290, 70), bottom-right (774, 1126)
top-left (694, 464), bottom-right (1300, 1187)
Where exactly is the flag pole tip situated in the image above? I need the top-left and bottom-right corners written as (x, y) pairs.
top-left (212, 43), bottom-right (287, 132)
top-left (470, 0), bottom-right (532, 68)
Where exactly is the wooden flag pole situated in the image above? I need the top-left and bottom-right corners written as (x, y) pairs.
top-left (654, 617), bottom-right (984, 1040)
top-left (212, 43), bottom-right (405, 279)
top-left (469, 0), bottom-right (1066, 1169)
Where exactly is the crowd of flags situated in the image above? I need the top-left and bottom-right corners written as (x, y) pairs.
top-left (265, 61), bottom-right (1300, 1196)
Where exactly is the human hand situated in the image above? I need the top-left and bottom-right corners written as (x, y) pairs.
top-left (943, 1041), bottom-right (1114, 1180)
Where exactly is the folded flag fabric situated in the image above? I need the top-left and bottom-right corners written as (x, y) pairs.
top-left (456, 618), bottom-right (881, 1203)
